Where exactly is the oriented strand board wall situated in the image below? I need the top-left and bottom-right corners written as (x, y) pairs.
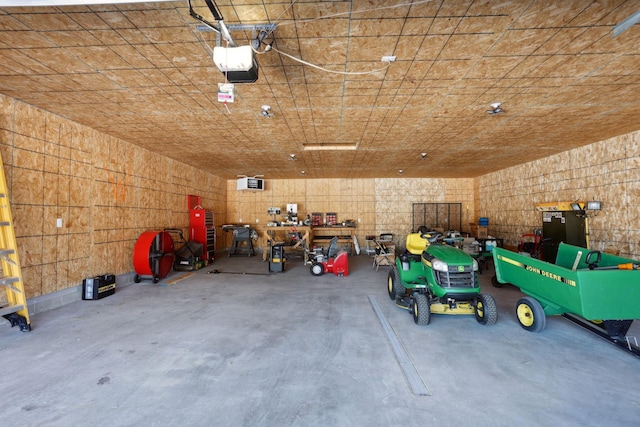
top-left (374, 177), bottom-right (475, 248)
top-left (227, 177), bottom-right (475, 250)
top-left (0, 95), bottom-right (226, 299)
top-left (477, 130), bottom-right (640, 258)
top-left (225, 178), bottom-right (377, 249)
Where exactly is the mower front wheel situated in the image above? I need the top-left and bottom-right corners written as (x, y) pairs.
top-left (516, 296), bottom-right (546, 332)
top-left (475, 293), bottom-right (498, 325)
top-left (387, 266), bottom-right (406, 300)
top-left (310, 262), bottom-right (324, 276)
top-left (412, 293), bottom-right (431, 326)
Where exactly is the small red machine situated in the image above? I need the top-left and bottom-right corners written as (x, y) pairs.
top-left (518, 233), bottom-right (542, 258)
top-left (309, 236), bottom-right (349, 277)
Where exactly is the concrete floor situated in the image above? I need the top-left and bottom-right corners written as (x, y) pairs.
top-left (2, 251), bottom-right (640, 426)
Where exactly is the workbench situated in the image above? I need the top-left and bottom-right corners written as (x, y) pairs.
top-left (263, 226), bottom-right (311, 261)
top-left (311, 226), bottom-right (355, 254)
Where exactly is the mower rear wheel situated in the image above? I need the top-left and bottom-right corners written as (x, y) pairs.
top-left (387, 266), bottom-right (406, 300)
top-left (310, 262), bottom-right (324, 276)
top-left (516, 296), bottom-right (546, 332)
top-left (475, 293), bottom-right (498, 325)
top-left (412, 294), bottom-right (430, 326)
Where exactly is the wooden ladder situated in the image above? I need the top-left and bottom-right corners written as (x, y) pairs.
top-left (0, 152), bottom-right (31, 332)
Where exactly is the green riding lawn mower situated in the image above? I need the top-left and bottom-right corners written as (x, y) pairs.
top-left (387, 231), bottom-right (498, 326)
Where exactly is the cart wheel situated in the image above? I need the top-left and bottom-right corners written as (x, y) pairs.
top-left (153, 275), bottom-right (160, 284)
top-left (387, 266), bottom-right (406, 300)
top-left (310, 262), bottom-right (324, 276)
top-left (475, 294), bottom-right (498, 325)
top-left (516, 296), bottom-right (546, 332)
top-left (412, 294), bottom-right (431, 326)
top-left (491, 275), bottom-right (504, 288)
top-left (134, 274), bottom-right (141, 283)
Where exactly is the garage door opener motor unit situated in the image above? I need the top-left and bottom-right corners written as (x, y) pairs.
top-left (213, 46), bottom-right (259, 83)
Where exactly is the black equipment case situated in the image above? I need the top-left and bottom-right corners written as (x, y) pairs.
top-left (82, 274), bottom-right (116, 300)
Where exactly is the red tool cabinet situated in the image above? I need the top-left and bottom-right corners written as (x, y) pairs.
top-left (190, 208), bottom-right (215, 263)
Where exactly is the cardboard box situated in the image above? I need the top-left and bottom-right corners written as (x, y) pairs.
top-left (469, 223), bottom-right (488, 239)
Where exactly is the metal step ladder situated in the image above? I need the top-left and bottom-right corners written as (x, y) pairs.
top-left (0, 153), bottom-right (31, 332)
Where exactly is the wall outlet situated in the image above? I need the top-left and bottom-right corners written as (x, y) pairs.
top-left (56, 218), bottom-right (63, 228)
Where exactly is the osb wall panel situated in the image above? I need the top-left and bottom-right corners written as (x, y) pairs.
top-left (0, 94), bottom-right (226, 299)
top-left (227, 177), bottom-right (475, 251)
top-left (374, 178), bottom-right (475, 248)
top-left (477, 130), bottom-right (640, 258)
top-left (225, 178), bottom-right (378, 250)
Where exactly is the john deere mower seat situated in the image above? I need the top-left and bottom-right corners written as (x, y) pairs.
top-left (406, 233), bottom-right (428, 255)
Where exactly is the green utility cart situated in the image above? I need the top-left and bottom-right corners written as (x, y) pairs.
top-left (493, 243), bottom-right (640, 355)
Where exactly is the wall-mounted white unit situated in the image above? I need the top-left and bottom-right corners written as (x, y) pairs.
top-left (237, 177), bottom-right (264, 191)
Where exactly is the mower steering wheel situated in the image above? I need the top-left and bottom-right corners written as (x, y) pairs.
top-left (424, 232), bottom-right (443, 244)
top-left (586, 250), bottom-right (601, 270)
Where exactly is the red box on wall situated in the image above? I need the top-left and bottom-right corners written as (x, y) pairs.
top-left (311, 212), bottom-right (323, 226)
top-left (326, 212), bottom-right (337, 225)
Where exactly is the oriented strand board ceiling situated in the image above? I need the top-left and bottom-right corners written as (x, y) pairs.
top-left (0, 0), bottom-right (639, 179)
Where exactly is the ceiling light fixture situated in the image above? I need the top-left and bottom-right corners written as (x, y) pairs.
top-left (420, 152), bottom-right (427, 160)
top-left (300, 170), bottom-right (305, 175)
top-left (261, 105), bottom-right (272, 117)
top-left (487, 102), bottom-right (503, 115)
top-left (398, 169), bottom-right (404, 175)
top-left (289, 153), bottom-right (296, 161)
top-left (303, 143), bottom-right (357, 151)
top-left (587, 201), bottom-right (602, 211)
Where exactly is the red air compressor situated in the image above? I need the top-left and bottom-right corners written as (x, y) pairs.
top-left (309, 236), bottom-right (349, 277)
